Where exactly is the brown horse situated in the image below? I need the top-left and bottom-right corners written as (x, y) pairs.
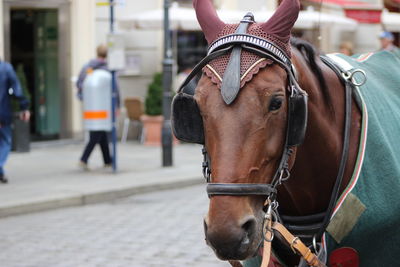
top-left (172, 0), bottom-right (400, 266)
top-left (196, 40), bottom-right (360, 265)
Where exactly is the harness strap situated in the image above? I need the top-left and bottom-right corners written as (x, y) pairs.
top-left (260, 218), bottom-right (273, 267)
top-left (270, 223), bottom-right (326, 267)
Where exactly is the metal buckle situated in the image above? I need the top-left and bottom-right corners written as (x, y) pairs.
top-left (290, 237), bottom-right (300, 254)
top-left (276, 168), bottom-right (290, 185)
top-left (202, 162), bottom-right (211, 182)
top-left (262, 199), bottom-right (278, 242)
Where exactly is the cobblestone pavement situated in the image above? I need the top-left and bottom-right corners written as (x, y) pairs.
top-left (0, 185), bottom-right (229, 267)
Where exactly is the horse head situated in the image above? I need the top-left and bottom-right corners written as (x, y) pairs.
top-left (173, 0), bottom-right (304, 261)
top-left (198, 65), bottom-right (290, 260)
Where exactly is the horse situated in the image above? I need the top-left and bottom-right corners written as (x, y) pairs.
top-left (171, 0), bottom-right (400, 266)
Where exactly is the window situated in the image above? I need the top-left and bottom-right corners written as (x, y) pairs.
top-left (177, 31), bottom-right (207, 73)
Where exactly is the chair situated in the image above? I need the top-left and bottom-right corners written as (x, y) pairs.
top-left (121, 97), bottom-right (144, 143)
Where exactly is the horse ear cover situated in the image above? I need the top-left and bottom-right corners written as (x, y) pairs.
top-left (287, 89), bottom-right (308, 146)
top-left (171, 93), bottom-right (205, 144)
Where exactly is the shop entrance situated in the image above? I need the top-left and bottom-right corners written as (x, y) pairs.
top-left (10, 9), bottom-right (60, 140)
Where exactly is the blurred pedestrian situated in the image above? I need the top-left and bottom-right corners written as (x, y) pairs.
top-left (0, 59), bottom-right (30, 183)
top-left (76, 44), bottom-right (119, 170)
top-left (339, 41), bottom-right (354, 56)
top-left (379, 31), bottom-right (400, 57)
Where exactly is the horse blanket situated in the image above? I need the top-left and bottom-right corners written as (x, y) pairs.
top-left (323, 51), bottom-right (400, 266)
top-left (243, 51), bottom-right (400, 266)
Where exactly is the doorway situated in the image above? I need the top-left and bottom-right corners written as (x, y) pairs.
top-left (10, 9), bottom-right (60, 140)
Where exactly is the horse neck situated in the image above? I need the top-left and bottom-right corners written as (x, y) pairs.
top-left (277, 49), bottom-right (361, 216)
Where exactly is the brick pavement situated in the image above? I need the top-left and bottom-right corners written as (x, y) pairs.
top-left (0, 185), bottom-right (229, 267)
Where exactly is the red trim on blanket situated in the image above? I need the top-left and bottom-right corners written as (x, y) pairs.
top-left (356, 52), bottom-right (374, 62)
top-left (331, 86), bottom-right (368, 218)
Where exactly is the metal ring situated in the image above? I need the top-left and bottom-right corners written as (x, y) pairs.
top-left (262, 210), bottom-right (277, 242)
top-left (350, 69), bottom-right (367, 86)
top-left (263, 228), bottom-right (274, 242)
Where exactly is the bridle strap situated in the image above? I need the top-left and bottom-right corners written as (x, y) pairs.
top-left (207, 183), bottom-right (277, 196)
top-left (178, 45), bottom-right (234, 93)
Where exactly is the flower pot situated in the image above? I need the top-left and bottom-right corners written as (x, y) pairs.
top-left (140, 115), bottom-right (179, 146)
top-left (140, 115), bottom-right (163, 146)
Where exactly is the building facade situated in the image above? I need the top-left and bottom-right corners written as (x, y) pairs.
top-left (1, 0), bottom-right (96, 139)
top-left (1, 0), bottom-right (398, 139)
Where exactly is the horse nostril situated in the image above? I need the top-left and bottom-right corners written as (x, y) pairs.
top-left (241, 217), bottom-right (256, 241)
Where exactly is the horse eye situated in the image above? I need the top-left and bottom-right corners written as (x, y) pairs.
top-left (269, 97), bottom-right (282, 111)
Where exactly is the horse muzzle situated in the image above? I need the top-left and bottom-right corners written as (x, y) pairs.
top-left (204, 215), bottom-right (260, 260)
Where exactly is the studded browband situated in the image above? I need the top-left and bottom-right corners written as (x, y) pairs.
top-left (208, 33), bottom-right (290, 65)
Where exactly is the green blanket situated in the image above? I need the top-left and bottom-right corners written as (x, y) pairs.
top-left (324, 51), bottom-right (400, 266)
top-left (243, 51), bottom-right (400, 267)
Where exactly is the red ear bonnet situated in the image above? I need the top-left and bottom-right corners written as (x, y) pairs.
top-left (193, 0), bottom-right (226, 44)
top-left (261, 0), bottom-right (300, 45)
top-left (193, 0), bottom-right (300, 89)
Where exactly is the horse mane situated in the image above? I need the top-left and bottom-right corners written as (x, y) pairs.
top-left (290, 37), bottom-right (333, 111)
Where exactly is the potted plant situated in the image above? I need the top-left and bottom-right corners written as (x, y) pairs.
top-left (141, 72), bottom-right (164, 145)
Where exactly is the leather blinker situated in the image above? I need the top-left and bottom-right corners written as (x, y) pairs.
top-left (171, 93), bottom-right (205, 144)
top-left (287, 87), bottom-right (308, 147)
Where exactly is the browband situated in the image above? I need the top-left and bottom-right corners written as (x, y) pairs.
top-left (208, 33), bottom-right (290, 65)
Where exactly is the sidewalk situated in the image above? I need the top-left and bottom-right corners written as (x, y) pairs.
top-left (0, 141), bottom-right (204, 218)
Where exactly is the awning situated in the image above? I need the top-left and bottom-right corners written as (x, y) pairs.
top-left (295, 7), bottom-right (358, 30)
top-left (304, 0), bottom-right (381, 9)
top-left (304, 0), bottom-right (383, 23)
top-left (119, 3), bottom-right (357, 31)
top-left (118, 3), bottom-right (247, 30)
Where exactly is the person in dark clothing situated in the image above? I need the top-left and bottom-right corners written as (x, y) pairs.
top-left (0, 60), bottom-right (30, 183)
top-left (77, 45), bottom-right (119, 170)
top-left (80, 131), bottom-right (111, 169)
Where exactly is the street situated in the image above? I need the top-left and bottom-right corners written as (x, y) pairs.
top-left (0, 185), bottom-right (228, 267)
